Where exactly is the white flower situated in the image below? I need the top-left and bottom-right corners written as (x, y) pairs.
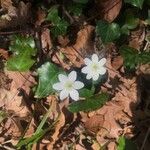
top-left (81, 54), bottom-right (106, 81)
top-left (53, 71), bottom-right (84, 101)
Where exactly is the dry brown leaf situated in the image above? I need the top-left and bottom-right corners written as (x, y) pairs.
top-left (129, 25), bottom-right (145, 50)
top-left (0, 71), bottom-right (35, 117)
top-left (0, 48), bottom-right (9, 59)
top-left (41, 28), bottom-right (53, 52)
top-left (35, 8), bottom-right (46, 26)
top-left (52, 25), bottom-right (95, 69)
top-left (95, 0), bottom-right (122, 22)
top-left (0, 1), bottom-right (31, 30)
top-left (111, 56), bottom-right (123, 70)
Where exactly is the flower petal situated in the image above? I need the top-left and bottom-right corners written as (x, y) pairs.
top-left (86, 73), bottom-right (92, 80)
top-left (84, 58), bottom-right (92, 65)
top-left (60, 90), bottom-right (69, 100)
top-left (99, 67), bottom-right (106, 75)
top-left (68, 71), bottom-right (77, 81)
top-left (70, 89), bottom-right (79, 101)
top-left (53, 83), bottom-right (63, 90)
top-left (99, 58), bottom-right (106, 66)
top-left (58, 74), bottom-right (68, 82)
top-left (73, 81), bottom-right (84, 89)
top-left (92, 54), bottom-right (99, 62)
top-left (81, 66), bottom-right (90, 74)
top-left (92, 74), bottom-right (99, 81)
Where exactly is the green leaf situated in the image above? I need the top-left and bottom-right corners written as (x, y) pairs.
top-left (6, 36), bottom-right (36, 71)
top-left (121, 10), bottom-right (139, 35)
top-left (7, 54), bottom-right (35, 72)
top-left (120, 45), bottom-right (139, 69)
top-left (35, 62), bottom-right (64, 98)
top-left (67, 3), bottom-right (84, 16)
top-left (73, 0), bottom-right (88, 4)
top-left (68, 93), bottom-right (109, 113)
top-left (117, 136), bottom-right (137, 150)
top-left (79, 88), bottom-right (94, 98)
top-left (46, 6), bottom-right (69, 37)
top-left (120, 45), bottom-right (150, 70)
top-left (124, 0), bottom-right (144, 9)
top-left (51, 20), bottom-right (69, 37)
top-left (138, 52), bottom-right (150, 64)
top-left (96, 20), bottom-right (121, 43)
top-left (46, 6), bottom-right (60, 24)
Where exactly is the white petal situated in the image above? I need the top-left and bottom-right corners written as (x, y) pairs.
top-left (81, 66), bottom-right (90, 74)
top-left (53, 83), bottom-right (63, 90)
top-left (70, 89), bottom-right (79, 101)
top-left (68, 71), bottom-right (77, 81)
top-left (84, 58), bottom-right (92, 65)
top-left (60, 90), bottom-right (69, 100)
top-left (98, 67), bottom-right (106, 75)
top-left (58, 74), bottom-right (68, 82)
top-left (92, 54), bottom-right (99, 62)
top-left (73, 81), bottom-right (84, 89)
top-left (86, 73), bottom-right (92, 80)
top-left (92, 74), bottom-right (99, 81)
top-left (99, 58), bottom-right (106, 66)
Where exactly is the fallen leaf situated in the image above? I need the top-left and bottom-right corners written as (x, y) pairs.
top-left (0, 48), bottom-right (9, 59)
top-left (95, 0), bottom-right (122, 22)
top-left (111, 56), bottom-right (123, 70)
top-left (129, 25), bottom-right (145, 50)
top-left (0, 1), bottom-right (31, 30)
top-left (52, 25), bottom-right (95, 69)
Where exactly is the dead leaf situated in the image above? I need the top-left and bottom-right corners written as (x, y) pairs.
top-left (129, 25), bottom-right (145, 50)
top-left (111, 56), bottom-right (123, 70)
top-left (0, 1), bottom-right (31, 30)
top-left (52, 25), bottom-right (95, 69)
top-left (95, 0), bottom-right (122, 22)
top-left (84, 115), bottom-right (104, 134)
top-left (35, 8), bottom-right (46, 26)
top-left (41, 28), bottom-right (53, 52)
top-left (0, 48), bottom-right (9, 59)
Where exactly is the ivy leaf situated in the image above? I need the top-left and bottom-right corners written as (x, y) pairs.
top-left (7, 54), bottom-right (35, 72)
top-left (46, 6), bottom-right (60, 24)
top-left (120, 46), bottom-right (138, 70)
top-left (138, 52), bottom-right (150, 64)
top-left (124, 0), bottom-right (144, 9)
top-left (120, 45), bottom-right (150, 70)
top-left (46, 6), bottom-right (69, 37)
top-left (51, 20), bottom-right (69, 37)
top-left (117, 136), bottom-right (137, 150)
top-left (121, 9), bottom-right (139, 35)
top-left (68, 93), bottom-right (109, 113)
top-left (6, 36), bottom-right (36, 71)
top-left (35, 62), bottom-right (64, 98)
top-left (67, 3), bottom-right (84, 16)
top-left (96, 20), bottom-right (121, 43)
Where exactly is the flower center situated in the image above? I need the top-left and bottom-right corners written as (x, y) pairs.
top-left (91, 63), bottom-right (99, 71)
top-left (64, 81), bottom-right (74, 90)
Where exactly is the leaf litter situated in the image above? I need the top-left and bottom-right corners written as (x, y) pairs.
top-left (0, 0), bottom-right (150, 149)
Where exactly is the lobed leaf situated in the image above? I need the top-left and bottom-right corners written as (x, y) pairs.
top-left (6, 36), bottom-right (36, 71)
top-left (96, 20), bottom-right (121, 43)
top-left (68, 93), bottom-right (109, 113)
top-left (35, 62), bottom-right (64, 98)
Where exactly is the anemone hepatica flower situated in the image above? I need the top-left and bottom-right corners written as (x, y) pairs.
top-left (53, 71), bottom-right (84, 101)
top-left (81, 54), bottom-right (106, 81)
